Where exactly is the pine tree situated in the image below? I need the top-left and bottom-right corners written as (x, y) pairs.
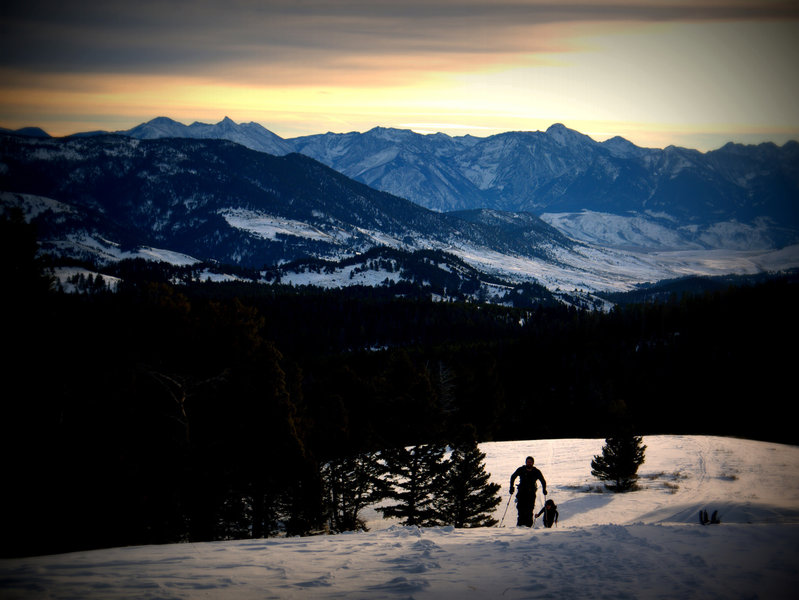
top-left (0, 208), bottom-right (54, 299)
top-left (436, 436), bottom-right (501, 527)
top-left (591, 431), bottom-right (646, 492)
top-left (377, 443), bottom-right (447, 527)
top-left (322, 451), bottom-right (386, 532)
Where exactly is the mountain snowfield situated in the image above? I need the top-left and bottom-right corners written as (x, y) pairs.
top-left (387, 231), bottom-right (799, 293)
top-left (216, 217), bottom-right (799, 293)
top-left (3, 436), bottom-right (797, 599)
top-left (43, 210), bottom-right (799, 294)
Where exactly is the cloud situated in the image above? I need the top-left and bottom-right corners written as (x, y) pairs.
top-left (2, 0), bottom-right (797, 80)
top-left (2, 0), bottom-right (798, 145)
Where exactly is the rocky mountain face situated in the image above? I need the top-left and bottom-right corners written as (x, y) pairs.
top-left (291, 124), bottom-right (799, 249)
top-left (0, 133), bottom-right (571, 270)
top-left (107, 118), bottom-right (799, 251)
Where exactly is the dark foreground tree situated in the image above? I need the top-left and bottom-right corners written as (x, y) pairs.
top-left (322, 451), bottom-right (386, 532)
top-left (0, 208), bottom-right (54, 298)
top-left (436, 435), bottom-right (501, 527)
top-left (591, 431), bottom-right (646, 492)
top-left (377, 443), bottom-right (448, 527)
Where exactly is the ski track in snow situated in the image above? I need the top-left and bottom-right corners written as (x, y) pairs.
top-left (2, 436), bottom-right (798, 599)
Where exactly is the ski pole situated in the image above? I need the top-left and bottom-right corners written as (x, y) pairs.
top-left (498, 493), bottom-right (513, 527)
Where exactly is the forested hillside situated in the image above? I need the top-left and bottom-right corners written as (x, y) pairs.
top-left (3, 213), bottom-right (796, 556)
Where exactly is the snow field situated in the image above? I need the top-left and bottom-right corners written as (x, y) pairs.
top-left (2, 435), bottom-right (797, 599)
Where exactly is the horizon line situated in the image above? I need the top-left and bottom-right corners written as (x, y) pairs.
top-left (3, 116), bottom-right (798, 153)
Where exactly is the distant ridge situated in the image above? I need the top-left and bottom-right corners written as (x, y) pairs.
top-left (0, 126), bottom-right (51, 138)
top-left (121, 116), bottom-right (294, 156)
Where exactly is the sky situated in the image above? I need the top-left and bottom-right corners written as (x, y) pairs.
top-left (1, 1), bottom-right (798, 150)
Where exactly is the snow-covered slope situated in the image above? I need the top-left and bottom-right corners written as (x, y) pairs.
top-left (2, 436), bottom-right (797, 599)
top-left (541, 210), bottom-right (789, 251)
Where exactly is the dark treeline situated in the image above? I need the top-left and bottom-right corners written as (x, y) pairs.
top-left (190, 274), bottom-right (797, 446)
top-left (3, 214), bottom-right (797, 556)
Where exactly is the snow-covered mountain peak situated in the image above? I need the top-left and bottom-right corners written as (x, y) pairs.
top-left (545, 123), bottom-right (592, 146)
top-left (151, 116), bottom-right (178, 124)
top-left (119, 116), bottom-right (293, 156)
top-left (601, 135), bottom-right (648, 158)
top-left (217, 116), bottom-right (238, 129)
top-left (425, 131), bottom-right (454, 142)
top-left (365, 126), bottom-right (418, 143)
top-left (125, 116), bottom-right (186, 139)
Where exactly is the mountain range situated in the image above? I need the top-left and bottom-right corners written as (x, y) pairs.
top-left (71, 116), bottom-right (799, 251)
top-left (2, 117), bottom-right (798, 296)
top-left (0, 132), bottom-right (578, 301)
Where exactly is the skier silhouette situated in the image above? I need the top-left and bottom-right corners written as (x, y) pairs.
top-left (510, 456), bottom-right (547, 527)
top-left (536, 498), bottom-right (559, 528)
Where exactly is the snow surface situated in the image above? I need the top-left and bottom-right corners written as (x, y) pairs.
top-left (47, 234), bottom-right (199, 267)
top-left (2, 435), bottom-right (797, 599)
top-left (540, 211), bottom-right (785, 252)
top-left (442, 238), bottom-right (799, 293)
top-left (0, 191), bottom-right (73, 219)
top-left (220, 209), bottom-right (334, 242)
top-left (278, 265), bottom-right (402, 289)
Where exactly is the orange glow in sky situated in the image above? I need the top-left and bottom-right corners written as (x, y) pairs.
top-left (1, 1), bottom-right (798, 150)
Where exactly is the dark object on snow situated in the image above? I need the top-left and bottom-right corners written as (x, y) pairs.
top-left (535, 498), bottom-right (559, 528)
top-left (591, 432), bottom-right (646, 492)
top-left (510, 456), bottom-right (547, 527)
top-left (700, 509), bottom-right (721, 525)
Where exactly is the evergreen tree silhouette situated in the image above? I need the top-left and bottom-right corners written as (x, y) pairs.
top-left (322, 451), bottom-right (386, 532)
top-left (436, 430), bottom-right (501, 527)
top-left (591, 429), bottom-right (646, 492)
top-left (377, 443), bottom-right (447, 527)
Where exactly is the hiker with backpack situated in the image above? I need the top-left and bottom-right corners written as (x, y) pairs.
top-left (510, 456), bottom-right (547, 527)
top-left (536, 498), bottom-right (559, 528)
